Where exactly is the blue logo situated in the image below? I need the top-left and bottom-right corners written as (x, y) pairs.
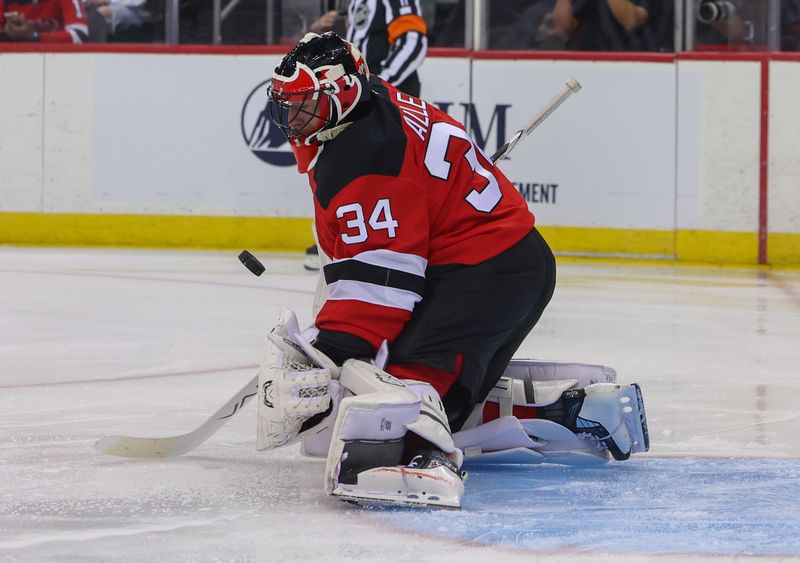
top-left (240, 82), bottom-right (511, 167)
top-left (240, 79), bottom-right (295, 167)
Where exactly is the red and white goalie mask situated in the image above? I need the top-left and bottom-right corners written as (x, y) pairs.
top-left (268, 32), bottom-right (370, 144)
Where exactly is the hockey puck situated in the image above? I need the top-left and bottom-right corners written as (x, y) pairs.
top-left (238, 250), bottom-right (265, 277)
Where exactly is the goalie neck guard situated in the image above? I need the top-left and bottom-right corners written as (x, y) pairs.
top-left (268, 32), bottom-right (370, 148)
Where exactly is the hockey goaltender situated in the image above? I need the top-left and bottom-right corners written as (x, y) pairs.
top-left (256, 31), bottom-right (650, 509)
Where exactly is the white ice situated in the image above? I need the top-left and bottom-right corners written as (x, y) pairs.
top-left (1, 247), bottom-right (799, 562)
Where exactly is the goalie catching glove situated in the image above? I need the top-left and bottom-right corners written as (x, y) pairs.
top-left (257, 308), bottom-right (341, 450)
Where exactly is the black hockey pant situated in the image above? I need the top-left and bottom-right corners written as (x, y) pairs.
top-left (387, 227), bottom-right (556, 432)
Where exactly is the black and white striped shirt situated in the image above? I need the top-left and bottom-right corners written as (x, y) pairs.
top-left (346, 0), bottom-right (428, 87)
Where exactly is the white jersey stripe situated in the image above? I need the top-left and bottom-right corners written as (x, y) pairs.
top-left (327, 279), bottom-right (422, 311)
top-left (331, 248), bottom-right (427, 277)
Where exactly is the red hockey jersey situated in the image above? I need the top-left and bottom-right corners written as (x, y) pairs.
top-left (1, 0), bottom-right (88, 43)
top-left (305, 77), bottom-right (535, 350)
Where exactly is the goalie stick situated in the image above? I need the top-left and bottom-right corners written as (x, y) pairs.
top-left (95, 374), bottom-right (257, 458)
top-left (96, 79), bottom-right (582, 460)
top-left (491, 77), bottom-right (581, 163)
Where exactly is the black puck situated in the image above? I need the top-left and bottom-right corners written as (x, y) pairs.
top-left (238, 250), bottom-right (265, 277)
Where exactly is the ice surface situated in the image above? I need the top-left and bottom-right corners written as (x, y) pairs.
top-left (1, 247), bottom-right (799, 562)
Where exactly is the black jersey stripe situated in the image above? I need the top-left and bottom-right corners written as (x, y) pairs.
top-left (324, 258), bottom-right (425, 296)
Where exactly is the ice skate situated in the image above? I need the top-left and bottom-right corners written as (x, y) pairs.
top-left (333, 447), bottom-right (466, 509)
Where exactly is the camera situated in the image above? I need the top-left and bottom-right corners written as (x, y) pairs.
top-left (697, 0), bottom-right (736, 24)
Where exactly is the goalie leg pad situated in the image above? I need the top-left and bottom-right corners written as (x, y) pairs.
top-left (461, 377), bottom-right (580, 430)
top-left (455, 416), bottom-right (613, 467)
top-left (325, 360), bottom-right (465, 508)
top-left (454, 371), bottom-right (649, 463)
top-left (453, 415), bottom-right (612, 466)
top-left (403, 380), bottom-right (459, 462)
top-left (505, 359), bottom-right (618, 387)
top-left (302, 378), bottom-right (460, 460)
top-left (461, 360), bottom-right (618, 430)
top-left (506, 381), bottom-right (649, 461)
top-left (325, 360), bottom-right (421, 493)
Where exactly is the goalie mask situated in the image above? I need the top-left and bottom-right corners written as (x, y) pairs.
top-left (268, 32), bottom-right (370, 144)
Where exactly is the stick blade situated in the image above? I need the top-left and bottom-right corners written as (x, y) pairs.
top-left (95, 435), bottom-right (187, 459)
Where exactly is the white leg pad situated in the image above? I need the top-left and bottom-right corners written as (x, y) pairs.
top-left (337, 462), bottom-right (464, 509)
top-left (461, 377), bottom-right (580, 430)
top-left (453, 416), bottom-right (610, 466)
top-left (302, 377), bottom-right (458, 460)
top-left (454, 416), bottom-right (541, 452)
top-left (324, 393), bottom-right (418, 493)
top-left (461, 359), bottom-right (618, 430)
top-left (324, 360), bottom-right (421, 493)
top-left (453, 361), bottom-right (648, 464)
top-left (467, 383), bottom-right (649, 464)
top-left (506, 359), bottom-right (618, 386)
top-left (403, 380), bottom-right (458, 459)
top-left (324, 360), bottom-right (464, 507)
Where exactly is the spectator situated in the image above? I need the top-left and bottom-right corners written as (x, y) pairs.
top-left (553, 0), bottom-right (652, 50)
top-left (488, 0), bottom-right (568, 50)
top-left (784, 0), bottom-right (800, 49)
top-left (86, 0), bottom-right (150, 41)
top-left (643, 0), bottom-right (675, 51)
top-left (426, 0), bottom-right (465, 46)
top-left (0, 0), bottom-right (88, 42)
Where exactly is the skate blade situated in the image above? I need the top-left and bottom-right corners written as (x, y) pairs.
top-left (334, 489), bottom-right (461, 510)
